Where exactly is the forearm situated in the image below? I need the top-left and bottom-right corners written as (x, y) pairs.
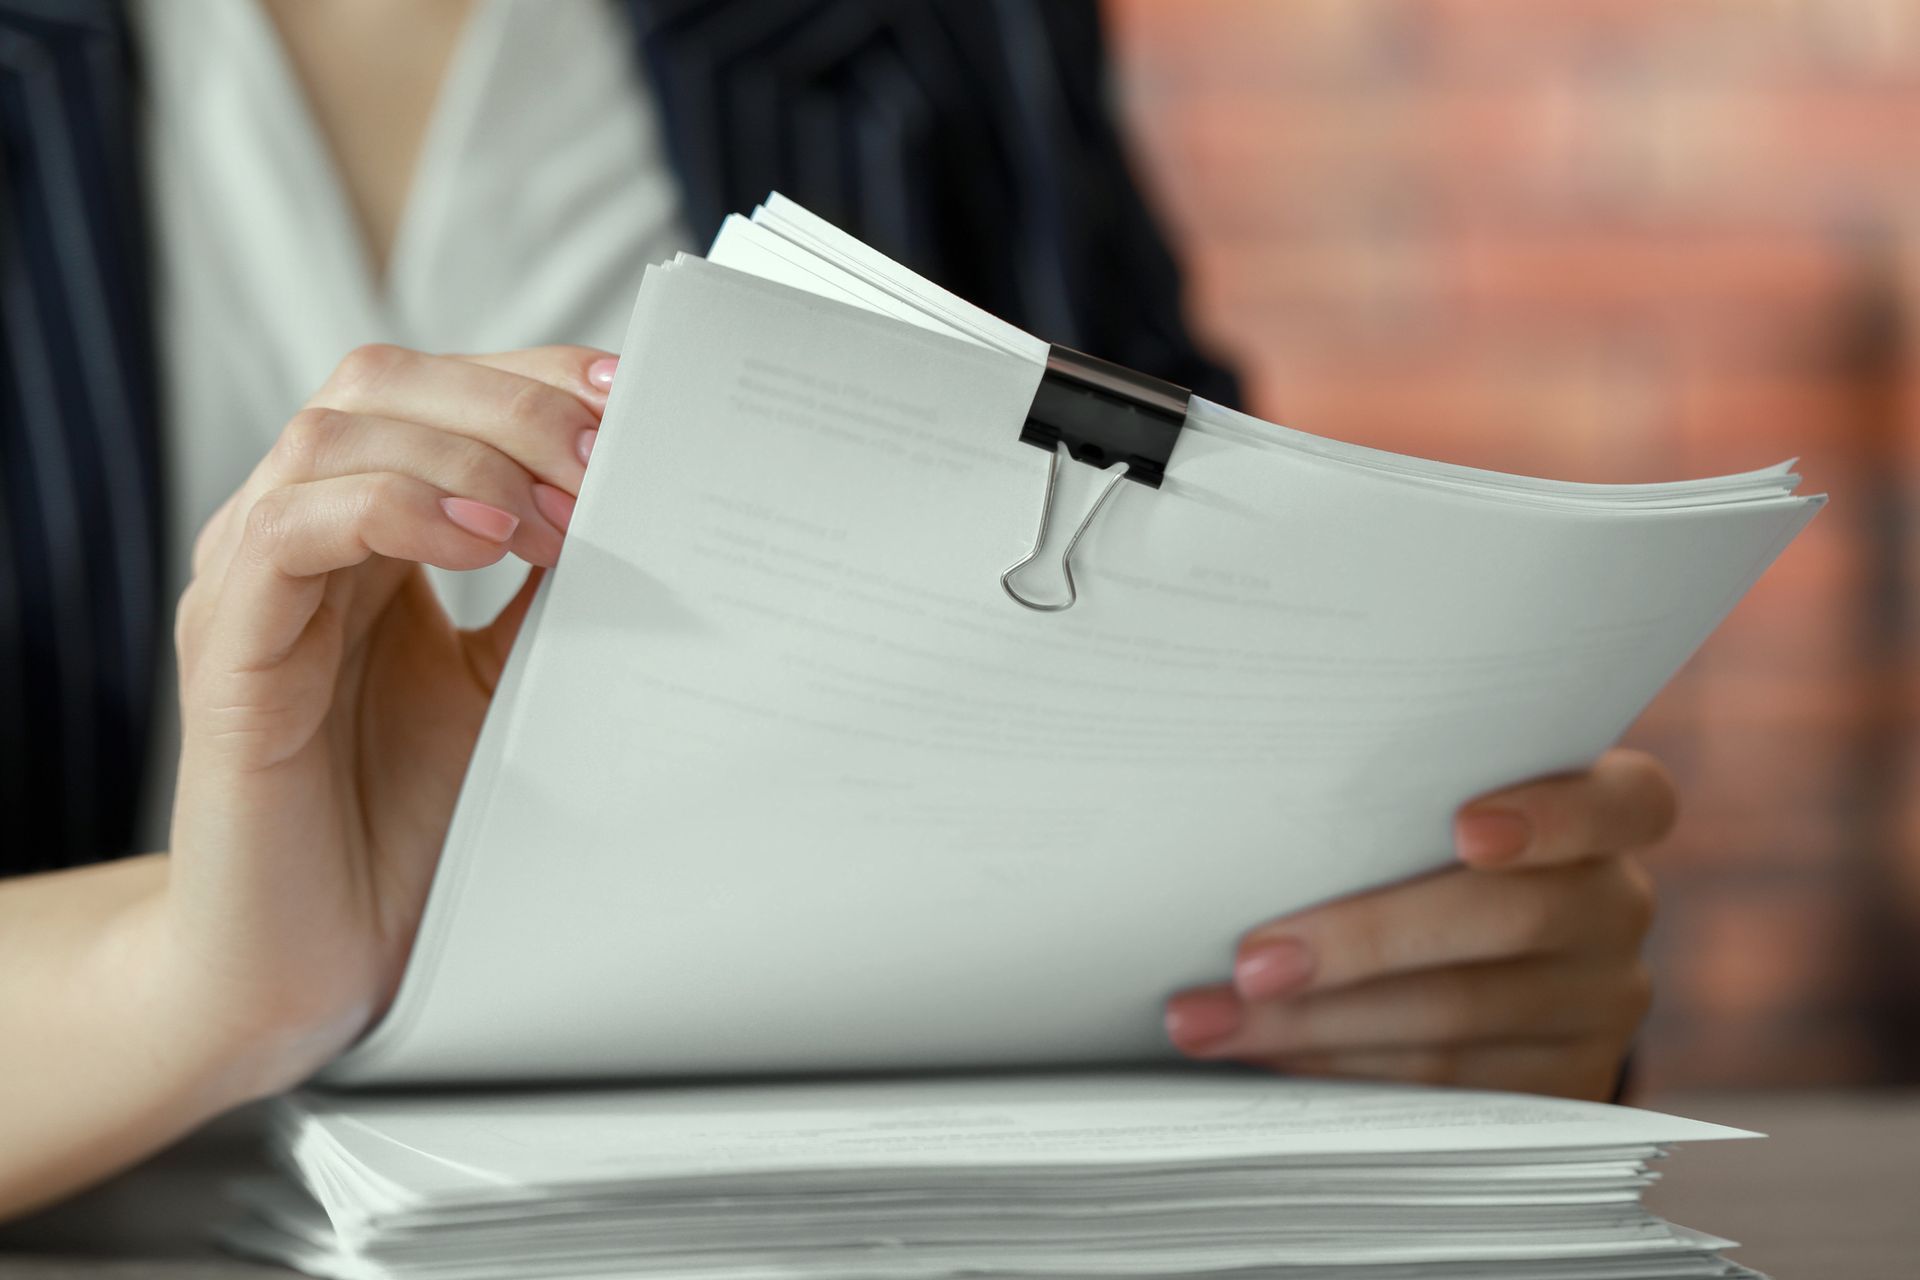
top-left (0, 855), bottom-right (249, 1221)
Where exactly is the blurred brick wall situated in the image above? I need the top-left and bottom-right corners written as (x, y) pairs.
top-left (1104, 0), bottom-right (1920, 1088)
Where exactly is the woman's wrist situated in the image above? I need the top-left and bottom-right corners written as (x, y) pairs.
top-left (83, 877), bottom-right (264, 1121)
top-left (101, 871), bottom-right (362, 1115)
top-left (0, 857), bottom-right (278, 1219)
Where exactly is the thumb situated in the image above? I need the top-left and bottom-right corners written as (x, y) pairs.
top-left (463, 566), bottom-right (546, 694)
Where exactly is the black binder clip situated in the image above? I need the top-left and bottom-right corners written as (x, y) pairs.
top-left (1001, 345), bottom-right (1192, 612)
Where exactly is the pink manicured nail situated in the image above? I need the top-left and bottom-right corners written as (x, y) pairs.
top-left (1235, 937), bottom-right (1316, 1000)
top-left (532, 483), bottom-right (576, 534)
top-left (1455, 809), bottom-right (1532, 866)
top-left (586, 356), bottom-right (618, 390)
top-left (576, 428), bottom-right (598, 465)
top-left (1164, 989), bottom-right (1244, 1051)
top-left (439, 497), bottom-right (518, 542)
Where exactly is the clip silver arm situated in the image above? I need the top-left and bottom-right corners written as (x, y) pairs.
top-left (1000, 445), bottom-right (1130, 613)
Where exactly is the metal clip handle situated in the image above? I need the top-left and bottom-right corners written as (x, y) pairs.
top-left (1000, 446), bottom-right (1129, 613)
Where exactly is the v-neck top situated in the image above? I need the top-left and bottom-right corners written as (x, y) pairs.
top-left (128, 0), bottom-right (693, 846)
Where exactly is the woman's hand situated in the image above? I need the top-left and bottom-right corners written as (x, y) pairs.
top-left (148, 342), bottom-right (617, 1101)
top-left (1163, 749), bottom-right (1676, 1100)
top-left (0, 343), bottom-right (619, 1219)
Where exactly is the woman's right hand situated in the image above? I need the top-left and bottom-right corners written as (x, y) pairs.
top-left (141, 342), bottom-right (617, 1104)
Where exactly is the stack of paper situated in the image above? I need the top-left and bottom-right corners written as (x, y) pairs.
top-left (225, 1072), bottom-right (1762, 1279)
top-left (219, 196), bottom-right (1816, 1278)
top-left (319, 196), bottom-right (1821, 1086)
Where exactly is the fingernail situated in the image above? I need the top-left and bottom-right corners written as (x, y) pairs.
top-left (1235, 937), bottom-right (1316, 1000)
top-left (1164, 989), bottom-right (1243, 1051)
top-left (531, 483), bottom-right (576, 534)
top-left (1455, 809), bottom-right (1532, 866)
top-left (586, 356), bottom-right (618, 390)
top-left (439, 497), bottom-right (518, 543)
top-left (576, 428), bottom-right (598, 465)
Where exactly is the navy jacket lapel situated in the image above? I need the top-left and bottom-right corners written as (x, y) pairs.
top-left (0, 0), bottom-right (161, 869)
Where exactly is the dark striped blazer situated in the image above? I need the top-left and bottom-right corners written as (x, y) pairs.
top-left (0, 0), bottom-right (1238, 874)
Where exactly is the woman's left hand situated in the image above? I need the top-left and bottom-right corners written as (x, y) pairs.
top-left (1163, 748), bottom-right (1676, 1100)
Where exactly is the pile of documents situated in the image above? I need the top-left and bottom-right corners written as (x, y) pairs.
top-left (220, 195), bottom-right (1818, 1277)
top-left (315, 195), bottom-right (1821, 1087)
top-left (226, 1071), bottom-right (1761, 1279)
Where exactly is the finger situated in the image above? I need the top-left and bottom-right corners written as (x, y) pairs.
top-left (457, 346), bottom-right (618, 412)
top-left (463, 566), bottom-right (546, 694)
top-left (256, 409), bottom-right (574, 566)
top-left (1454, 748), bottom-right (1679, 869)
top-left (310, 344), bottom-right (607, 496)
top-left (1166, 956), bottom-right (1651, 1060)
top-left (1230, 858), bottom-right (1655, 998)
top-left (1254, 1038), bottom-right (1632, 1101)
top-left (211, 473), bottom-right (518, 674)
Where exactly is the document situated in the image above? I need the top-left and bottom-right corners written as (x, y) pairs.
top-left (222, 194), bottom-right (1812, 1280)
top-left (223, 1070), bottom-right (1761, 1280)
top-left (324, 202), bottom-right (1820, 1086)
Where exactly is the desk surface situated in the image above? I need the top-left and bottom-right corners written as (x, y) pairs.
top-left (2, 1091), bottom-right (1915, 1279)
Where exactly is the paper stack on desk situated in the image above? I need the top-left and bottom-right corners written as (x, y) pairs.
top-left (219, 195), bottom-right (1816, 1277)
top-left (226, 1071), bottom-right (1764, 1280)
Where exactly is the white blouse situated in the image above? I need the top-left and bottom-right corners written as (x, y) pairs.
top-left (129, 0), bottom-right (695, 847)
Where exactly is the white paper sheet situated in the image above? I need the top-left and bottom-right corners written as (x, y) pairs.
top-left (328, 243), bottom-right (1817, 1084)
top-left (293, 1073), bottom-right (1751, 1196)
